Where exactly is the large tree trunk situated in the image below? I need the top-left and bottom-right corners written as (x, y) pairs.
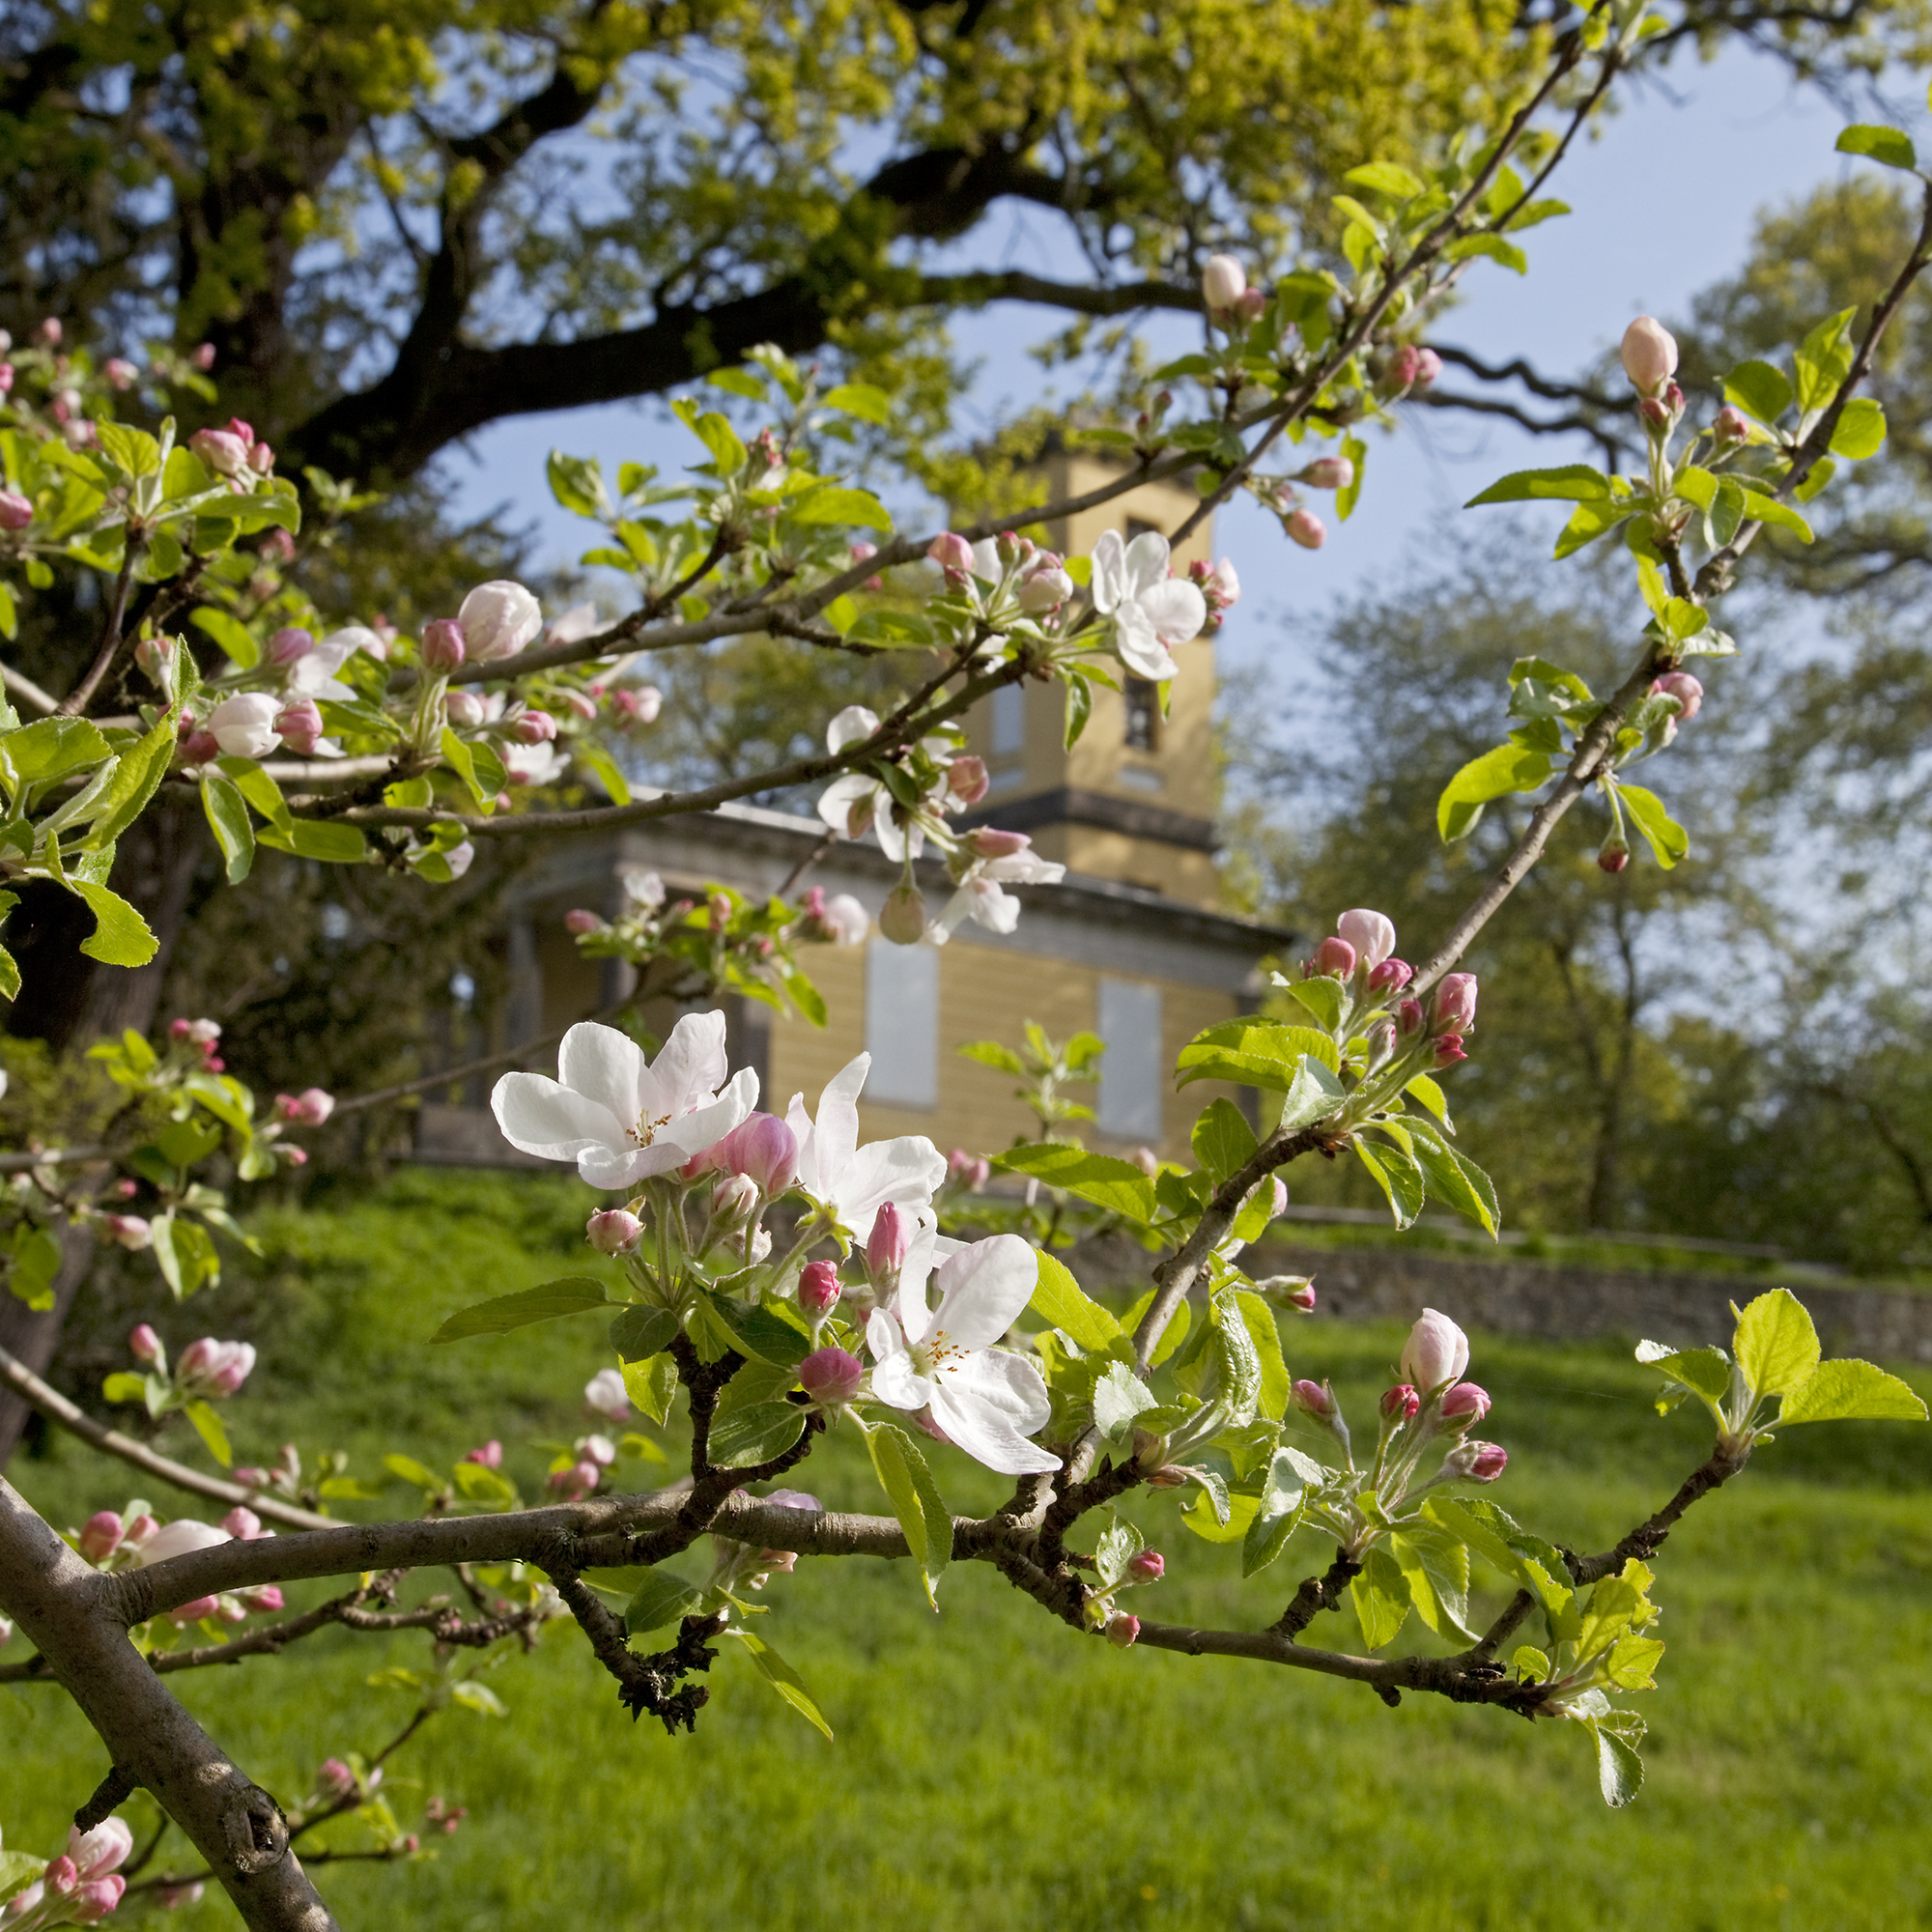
top-left (0, 1221), bottom-right (95, 1468)
top-left (5, 789), bottom-right (205, 1049)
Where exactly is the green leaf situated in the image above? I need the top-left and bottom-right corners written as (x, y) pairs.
top-left (1404, 1120), bottom-right (1498, 1236)
top-left (1722, 359), bottom-right (1793, 425)
top-left (1445, 232), bottom-right (1527, 273)
top-left (1405, 1073), bottom-right (1450, 1125)
top-left (429, 1277), bottom-right (611, 1343)
top-left (188, 606), bottom-right (260, 668)
top-left (1176, 1018), bottom-right (1338, 1090)
top-left (440, 727), bottom-right (497, 810)
top-left (708, 1400), bottom-right (806, 1467)
top-left (1552, 497), bottom-right (1636, 560)
top-left (624, 1568), bottom-right (705, 1634)
top-left (787, 486), bottom-right (892, 530)
top-left (1591, 1719), bottom-right (1645, 1807)
top-left (1240, 1448), bottom-right (1311, 1577)
top-left (68, 879), bottom-right (157, 966)
top-left (1350, 1546), bottom-right (1410, 1650)
top-left (1192, 1097), bottom-right (1259, 1181)
top-left (384, 1453), bottom-right (442, 1490)
top-left (1435, 744), bottom-right (1551, 841)
top-left (1345, 160), bottom-right (1426, 199)
top-left (1180, 1484), bottom-right (1257, 1543)
top-left (96, 419), bottom-right (161, 476)
top-left (1390, 1523), bottom-right (1476, 1640)
top-left (1777, 1358), bottom-right (1928, 1426)
top-left (1793, 306), bottom-right (1857, 417)
top-left (1737, 491), bottom-right (1812, 543)
top-left (184, 1399), bottom-right (231, 1468)
top-left (1353, 1136), bottom-right (1425, 1228)
top-left (1829, 397), bottom-right (1887, 460)
top-left (1282, 976), bottom-right (1344, 1032)
top-left (706, 368), bottom-right (769, 400)
top-left (576, 741), bottom-right (631, 806)
top-left (1614, 783), bottom-right (1688, 869)
top-left (1466, 465), bottom-right (1612, 508)
top-left (1634, 1340), bottom-right (1732, 1417)
top-left (451, 1460), bottom-right (517, 1504)
top-left (1232, 1289), bottom-right (1290, 1421)
top-left (2, 715), bottom-right (110, 786)
top-left (1733, 1288), bottom-right (1820, 1403)
top-left (1120, 1288), bottom-right (1190, 1367)
top-left (1093, 1360), bottom-right (1159, 1442)
top-left (864, 1421), bottom-right (952, 1609)
top-left (622, 1351), bottom-right (679, 1427)
top-left (7, 1223), bottom-right (62, 1310)
top-left (101, 1371), bottom-right (150, 1406)
top-left (995, 1144), bottom-right (1157, 1224)
top-left (820, 383), bottom-right (893, 425)
top-left (1426, 1496), bottom-right (1575, 1624)
top-left (449, 1680), bottom-right (507, 1718)
top-left (258, 819), bottom-right (368, 864)
top-left (610, 1306), bottom-right (679, 1363)
top-left (1064, 673), bottom-right (1093, 750)
top-left (1030, 1250), bottom-right (1123, 1350)
top-left (724, 1628), bottom-right (836, 1741)
top-left (1834, 123), bottom-right (1917, 171)
top-left (199, 771), bottom-right (255, 883)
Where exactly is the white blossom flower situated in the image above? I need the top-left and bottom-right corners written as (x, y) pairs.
top-left (930, 849), bottom-right (1066, 944)
top-left (501, 738), bottom-right (562, 786)
top-left (493, 1014), bottom-right (757, 1189)
top-left (458, 581), bottom-right (543, 662)
top-left (821, 893), bottom-right (868, 944)
top-left (784, 1053), bottom-right (946, 1244)
top-left (134, 1519), bottom-right (231, 1567)
top-left (867, 1233), bottom-right (1059, 1474)
top-left (546, 602), bottom-right (605, 647)
top-left (1090, 529), bottom-right (1208, 681)
top-left (207, 693), bottom-right (282, 758)
top-left (813, 707), bottom-right (952, 862)
top-left (290, 627), bottom-right (382, 700)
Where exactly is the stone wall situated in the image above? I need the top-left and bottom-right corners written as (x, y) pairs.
top-left (1061, 1235), bottom-right (1932, 1364)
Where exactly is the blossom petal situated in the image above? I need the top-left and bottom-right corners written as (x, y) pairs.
top-left (892, 1214), bottom-right (944, 1341)
top-left (1090, 529), bottom-right (1126, 613)
top-left (1113, 605), bottom-right (1179, 681)
top-left (964, 878), bottom-right (1020, 934)
top-left (659, 1065), bottom-right (758, 1164)
top-left (929, 1234), bottom-right (1038, 1349)
top-left (826, 704), bottom-right (880, 753)
top-left (836, 1135), bottom-right (947, 1244)
top-left (928, 1367), bottom-right (1060, 1474)
top-left (491, 1071), bottom-right (628, 1164)
top-left (557, 1022), bottom-right (652, 1127)
top-left (945, 1346), bottom-right (1052, 1435)
top-left (816, 772), bottom-right (877, 836)
top-left (1122, 529), bottom-right (1172, 599)
top-left (796, 1054), bottom-right (868, 1199)
top-left (1138, 577), bottom-right (1208, 646)
top-left (640, 1009), bottom-right (731, 1122)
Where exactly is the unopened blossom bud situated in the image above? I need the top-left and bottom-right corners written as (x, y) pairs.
top-left (1433, 1033), bottom-right (1467, 1068)
top-left (947, 1148), bottom-right (990, 1190)
top-left (1293, 1378), bottom-right (1337, 1420)
top-left (39, 316), bottom-right (62, 345)
top-left (167, 1595), bottom-right (221, 1626)
top-left (968, 827), bottom-right (1031, 859)
top-left (512, 708), bottom-right (557, 744)
top-left (1638, 395), bottom-right (1671, 431)
top-left (1201, 254), bottom-right (1247, 311)
top-left (1127, 1146), bottom-right (1158, 1178)
top-left (187, 1017), bottom-right (221, 1043)
top-left (177, 727), bottom-right (221, 764)
top-left (67, 1819), bottom-right (133, 1881)
top-left (1126, 1549), bottom-right (1165, 1583)
top-left (238, 1583), bottom-right (284, 1613)
top-left (121, 1515), bottom-right (158, 1552)
top-left (948, 755), bottom-right (990, 803)
top-left (129, 1322), bottom-right (163, 1364)
top-left (317, 1758), bottom-right (356, 1800)
top-left (1467, 1441), bottom-right (1508, 1481)
top-left (613, 683), bottom-right (663, 724)
top-left (866, 1201), bottom-right (912, 1283)
top-left (72, 1876), bottom-right (128, 1921)
top-left (104, 355), bottom-right (138, 390)
top-left (207, 691), bottom-right (282, 758)
top-left (584, 1368), bottom-right (629, 1424)
top-left (798, 1259), bottom-right (842, 1319)
top-left (45, 1856), bottom-right (80, 1896)
top-left (420, 618), bottom-right (467, 670)
top-left (716, 1112), bottom-right (802, 1197)
top-left (221, 1506), bottom-right (265, 1540)
top-left (273, 1087), bottom-right (334, 1126)
top-left (1364, 1017), bottom-right (1396, 1070)
top-left (1401, 1307), bottom-right (1470, 1391)
top-left (880, 882), bottom-right (926, 944)
top-left (1106, 1611), bottom-right (1142, 1648)
top-left (0, 489), bottom-right (33, 530)
top-left (799, 1345), bottom-right (865, 1406)
top-left (563, 908), bottom-right (605, 936)
top-left (707, 890), bottom-right (732, 932)
top-left (101, 1213), bottom-right (152, 1250)
top-left (271, 697), bottom-right (325, 754)
top-left (1235, 286), bottom-right (1268, 323)
top-left (850, 540), bottom-right (885, 589)
top-left (1287, 507), bottom-right (1326, 550)
top-left (1439, 1382), bottom-right (1492, 1430)
top-left (1381, 1383), bottom-right (1421, 1423)
top-left (1652, 670), bottom-right (1703, 721)
top-left (457, 580), bottom-right (543, 661)
top-left (1433, 973), bottom-right (1478, 1033)
top-left (444, 688), bottom-right (487, 728)
top-left (1299, 457), bottom-right (1354, 492)
top-left (1337, 908), bottom-right (1395, 970)
top-left (586, 1208), bottom-right (643, 1256)
top-left (189, 426), bottom-right (251, 476)
top-left (177, 1337), bottom-right (256, 1396)
top-left (1598, 837), bottom-right (1631, 873)
top-left (560, 688), bottom-right (597, 720)
top-left (709, 1170), bottom-right (760, 1234)
top-left (1367, 956), bottom-right (1413, 994)
top-left (135, 636), bottom-right (175, 687)
top-left (0, 363), bottom-right (13, 394)
top-left (1310, 935), bottom-right (1355, 979)
top-left (266, 626), bottom-right (314, 668)
top-left (0, 1612), bottom-right (12, 1647)
top-left (1282, 1279), bottom-right (1317, 1313)
top-left (1620, 316), bottom-right (1678, 397)
top-left (1017, 563), bottom-right (1074, 611)
top-left (1713, 405), bottom-right (1749, 443)
top-left (79, 1511), bottom-right (124, 1562)
top-left (927, 531), bottom-right (976, 582)
top-left (1397, 997), bottom-right (1426, 1037)
top-left (548, 1459), bottom-right (602, 1500)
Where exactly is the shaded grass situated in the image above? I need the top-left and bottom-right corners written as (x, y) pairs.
top-left (5, 1171), bottom-right (1932, 1927)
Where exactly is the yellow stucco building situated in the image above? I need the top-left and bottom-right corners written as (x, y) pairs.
top-left (417, 455), bottom-right (1293, 1169)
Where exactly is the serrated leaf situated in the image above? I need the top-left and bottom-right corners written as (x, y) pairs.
top-left (1591, 1719), bottom-right (1645, 1807)
top-left (624, 1568), bottom-right (705, 1634)
top-left (1436, 743), bottom-right (1552, 841)
top-left (610, 1306), bottom-right (679, 1362)
top-left (1733, 1288), bottom-right (1820, 1403)
top-left (1353, 1136), bottom-right (1425, 1228)
top-left (1722, 359), bottom-right (1793, 425)
top-left (1350, 1546), bottom-right (1410, 1649)
top-left (997, 1144), bottom-right (1157, 1224)
top-left (1777, 1358), bottom-right (1928, 1426)
top-left (708, 1400), bottom-right (806, 1467)
top-left (199, 771), bottom-right (255, 883)
top-left (1829, 396), bottom-right (1887, 460)
top-left (1615, 783), bottom-right (1688, 869)
top-left (864, 1422), bottom-right (952, 1609)
top-left (384, 1454), bottom-right (442, 1490)
top-left (788, 486), bottom-right (892, 530)
top-left (184, 1399), bottom-right (231, 1467)
top-left (724, 1629), bottom-right (835, 1741)
top-left (429, 1277), bottom-right (611, 1342)
top-left (68, 879), bottom-right (157, 966)
top-left (1466, 465), bottom-right (1611, 507)
top-left (1093, 1361), bottom-right (1159, 1442)
top-left (820, 383), bottom-right (892, 425)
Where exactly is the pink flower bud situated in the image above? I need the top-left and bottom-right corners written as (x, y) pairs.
top-left (1292, 1378), bottom-right (1337, 1419)
top-left (1468, 1441), bottom-right (1508, 1481)
top-left (1397, 997), bottom-right (1426, 1037)
top-left (273, 1087), bottom-right (335, 1126)
top-left (866, 1200), bottom-right (912, 1282)
top-left (421, 618), bottom-right (467, 670)
top-left (272, 696), bottom-right (326, 754)
top-left (1367, 956), bottom-right (1413, 993)
top-left (1401, 1307), bottom-right (1470, 1391)
top-left (559, 687), bottom-right (597, 719)
top-left (0, 363), bottom-right (14, 394)
top-left (456, 580), bottom-right (542, 661)
top-left (966, 828), bottom-right (1030, 861)
top-left (67, 1819), bottom-right (133, 1880)
top-left (1106, 1611), bottom-right (1142, 1649)
top-left (178, 1337), bottom-right (255, 1396)
top-left (1433, 973), bottom-right (1478, 1033)
top-left (709, 1170), bottom-right (760, 1232)
top-left (79, 1511), bottom-right (124, 1562)
top-left (317, 1758), bottom-right (356, 1800)
top-left (948, 755), bottom-right (990, 804)
top-left (1130, 1147), bottom-right (1160, 1177)
top-left (512, 708), bottom-right (557, 744)
top-left (947, 1148), bottom-right (991, 1190)
top-left (1310, 935), bottom-right (1355, 979)
top-left (1017, 563), bottom-right (1074, 612)
top-left (1439, 1382), bottom-right (1492, 1428)
top-left (1336, 908), bottom-right (1395, 970)
top-left (221, 1506), bottom-right (266, 1540)
top-left (0, 489), bottom-right (33, 530)
top-left (927, 531), bottom-right (976, 582)
top-left (1380, 1383), bottom-right (1421, 1423)
top-left (105, 356), bottom-right (138, 390)
top-left (1598, 838), bottom-right (1631, 874)
top-left (189, 426), bottom-right (251, 476)
top-left (1389, 342), bottom-right (1435, 388)
top-left (707, 890), bottom-right (732, 933)
top-left (177, 728), bottom-right (221, 764)
top-left (1280, 1279), bottom-right (1317, 1314)
top-left (39, 316), bottom-right (62, 345)
top-left (1201, 255), bottom-right (1247, 310)
top-left (1713, 405), bottom-right (1749, 442)
top-left (45, 1856), bottom-right (80, 1896)
top-left (1235, 286), bottom-right (1267, 322)
top-left (585, 1208), bottom-right (642, 1256)
top-left (1638, 395), bottom-right (1670, 431)
top-left (464, 1440), bottom-right (502, 1467)
top-left (1433, 1032), bottom-right (1467, 1068)
top-left (238, 1583), bottom-right (284, 1612)
top-left (584, 1368), bottom-right (630, 1423)
top-left (101, 1213), bottom-right (152, 1251)
top-left (563, 908), bottom-right (605, 935)
top-left (129, 1322), bottom-right (163, 1363)
top-left (1298, 457), bottom-right (1354, 491)
top-left (72, 1876), bottom-right (128, 1921)
top-left (444, 688), bottom-right (487, 728)
top-left (879, 882), bottom-right (926, 944)
top-left (1126, 1550), bottom-right (1164, 1583)
top-left (714, 1112), bottom-right (801, 1197)
top-left (798, 1259), bottom-right (842, 1319)
top-left (266, 626), bottom-right (314, 668)
top-left (1620, 316), bottom-right (1678, 397)
top-left (1286, 507), bottom-right (1326, 551)
top-left (799, 1345), bottom-right (865, 1405)
top-left (167, 1595), bottom-right (221, 1626)
top-left (121, 1515), bottom-right (158, 1550)
top-left (1652, 670), bottom-right (1703, 721)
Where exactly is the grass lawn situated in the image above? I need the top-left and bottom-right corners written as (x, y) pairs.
top-left (5, 1171), bottom-right (1931, 1929)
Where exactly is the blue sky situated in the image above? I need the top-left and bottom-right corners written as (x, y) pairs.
top-left (440, 40), bottom-right (1879, 681)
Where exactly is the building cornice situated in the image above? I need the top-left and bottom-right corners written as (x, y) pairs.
top-left (957, 784), bottom-right (1217, 853)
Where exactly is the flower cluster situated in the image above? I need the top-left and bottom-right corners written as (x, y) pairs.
top-left (0, 1817), bottom-right (134, 1927)
top-left (67, 1500), bottom-right (281, 1630)
top-left (1301, 907), bottom-right (1478, 1072)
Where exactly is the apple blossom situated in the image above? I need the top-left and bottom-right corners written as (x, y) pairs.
top-left (715, 1111), bottom-right (801, 1196)
top-left (585, 1208), bottom-right (646, 1256)
top-left (820, 893), bottom-right (868, 944)
top-left (1620, 315), bottom-right (1678, 396)
top-left (1126, 1550), bottom-right (1164, 1583)
top-left (947, 1149), bottom-right (991, 1190)
top-left (66, 1820), bottom-right (132, 1882)
top-left (799, 1346), bottom-right (864, 1405)
top-left (1337, 909), bottom-right (1396, 971)
top-left (866, 1200), bottom-right (913, 1284)
top-left (0, 490), bottom-right (33, 530)
top-left (176, 1337), bottom-right (256, 1396)
top-left (78, 1512), bottom-right (123, 1562)
top-left (1433, 973), bottom-right (1478, 1033)
top-left (867, 1232), bottom-right (1059, 1474)
top-left (266, 626), bottom-right (314, 668)
top-left (1368, 956), bottom-right (1413, 993)
top-left (134, 1519), bottom-right (231, 1611)
top-left (1440, 1382), bottom-right (1492, 1428)
top-left (1090, 529), bottom-right (1207, 681)
top-left (612, 684), bottom-right (663, 724)
top-left (99, 1214), bottom-right (151, 1251)
top-left (421, 619), bottom-right (467, 669)
top-left (1106, 1612), bottom-right (1141, 1648)
top-left (1017, 561), bottom-right (1073, 611)
top-left (1713, 404), bottom-right (1749, 443)
top-left (128, 1323), bottom-right (162, 1364)
top-left (785, 1052), bottom-right (946, 1245)
top-left (206, 693), bottom-right (282, 758)
top-left (221, 1506), bottom-right (267, 1540)
top-left (457, 580), bottom-right (543, 661)
top-left (1653, 670), bottom-right (1703, 721)
top-left (1298, 457), bottom-right (1354, 491)
top-left (465, 1441), bottom-right (503, 1468)
top-left (1380, 1383), bottom-right (1420, 1423)
top-left (929, 845), bottom-right (1066, 944)
top-left (1400, 1308), bottom-right (1470, 1392)
top-left (948, 754), bottom-right (991, 803)
top-left (1310, 936), bottom-right (1355, 979)
top-left (1287, 507), bottom-right (1326, 550)
top-left (190, 426), bottom-right (250, 475)
top-left (879, 882), bottom-right (927, 943)
top-left (493, 1014), bottom-right (758, 1189)
top-left (1201, 254), bottom-right (1247, 310)
top-left (564, 908), bottom-right (605, 935)
top-left (798, 1259), bottom-right (842, 1318)
top-left (512, 708), bottom-right (558, 744)
top-left (584, 1368), bottom-right (630, 1423)
top-left (927, 531), bottom-right (975, 582)
top-left (445, 689), bottom-right (488, 728)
